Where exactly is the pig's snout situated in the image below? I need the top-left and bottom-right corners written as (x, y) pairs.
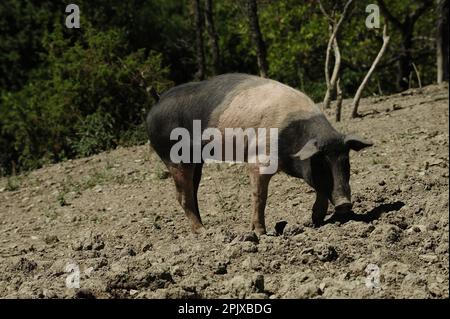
top-left (333, 198), bottom-right (353, 214)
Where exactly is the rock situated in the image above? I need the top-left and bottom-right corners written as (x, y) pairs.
top-left (180, 274), bottom-right (210, 294)
top-left (72, 231), bottom-right (105, 251)
top-left (225, 274), bottom-right (264, 298)
top-left (14, 257), bottom-right (37, 272)
top-left (419, 254), bottom-right (438, 263)
top-left (107, 263), bottom-right (173, 291)
top-left (242, 256), bottom-right (262, 271)
top-left (435, 242), bottom-right (448, 254)
top-left (371, 224), bottom-right (402, 244)
top-left (283, 223), bottom-right (304, 236)
top-left (278, 271), bottom-right (319, 298)
top-left (274, 221), bottom-right (288, 235)
top-left (400, 273), bottom-right (428, 298)
top-left (406, 224), bottom-right (426, 234)
top-left (349, 258), bottom-right (369, 274)
top-left (120, 247), bottom-right (136, 257)
top-left (381, 261), bottom-right (410, 284)
top-left (171, 265), bottom-right (184, 277)
top-left (129, 289), bottom-right (139, 296)
top-left (74, 288), bottom-right (96, 299)
top-left (141, 243), bottom-right (153, 252)
top-left (314, 243), bottom-right (338, 262)
top-left (269, 260), bottom-right (281, 270)
top-left (235, 231), bottom-right (259, 243)
top-left (241, 241), bottom-right (258, 253)
top-left (44, 235), bottom-right (59, 245)
top-left (214, 262), bottom-right (228, 275)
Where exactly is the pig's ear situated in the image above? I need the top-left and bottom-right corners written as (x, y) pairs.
top-left (344, 135), bottom-right (373, 151)
top-left (292, 139), bottom-right (319, 160)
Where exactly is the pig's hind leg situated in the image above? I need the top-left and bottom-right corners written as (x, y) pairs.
top-left (248, 165), bottom-right (273, 235)
top-left (165, 162), bottom-right (205, 233)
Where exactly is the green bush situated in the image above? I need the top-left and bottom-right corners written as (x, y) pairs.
top-left (0, 23), bottom-right (172, 175)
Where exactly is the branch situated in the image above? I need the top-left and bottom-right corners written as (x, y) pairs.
top-left (377, 0), bottom-right (403, 30)
top-left (410, 0), bottom-right (433, 24)
top-left (351, 24), bottom-right (390, 118)
top-left (330, 0), bottom-right (353, 42)
top-left (321, 0), bottom-right (353, 108)
top-left (318, 1), bottom-right (335, 24)
top-left (411, 62), bottom-right (422, 88)
top-left (324, 37), bottom-right (342, 108)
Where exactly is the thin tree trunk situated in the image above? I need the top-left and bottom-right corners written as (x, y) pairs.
top-left (397, 29), bottom-right (413, 91)
top-left (335, 77), bottom-right (343, 122)
top-left (412, 62), bottom-right (422, 88)
top-left (351, 24), bottom-right (390, 118)
top-left (246, 0), bottom-right (269, 77)
top-left (204, 0), bottom-right (221, 75)
top-left (324, 24), bottom-right (333, 91)
top-left (324, 37), bottom-right (342, 109)
top-left (437, 0), bottom-right (449, 83)
top-left (193, 0), bottom-right (206, 80)
top-left (378, 0), bottom-right (433, 91)
top-left (320, 0), bottom-right (353, 109)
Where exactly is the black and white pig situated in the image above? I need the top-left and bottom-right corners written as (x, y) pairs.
top-left (146, 73), bottom-right (372, 234)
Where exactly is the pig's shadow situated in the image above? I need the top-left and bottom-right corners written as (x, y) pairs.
top-left (325, 201), bottom-right (405, 225)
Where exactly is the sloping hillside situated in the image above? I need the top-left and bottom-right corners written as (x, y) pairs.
top-left (0, 84), bottom-right (448, 298)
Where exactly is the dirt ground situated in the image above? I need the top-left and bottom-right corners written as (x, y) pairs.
top-left (0, 84), bottom-right (448, 299)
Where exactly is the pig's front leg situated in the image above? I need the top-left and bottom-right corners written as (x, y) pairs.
top-left (312, 192), bottom-right (329, 227)
top-left (248, 165), bottom-right (273, 235)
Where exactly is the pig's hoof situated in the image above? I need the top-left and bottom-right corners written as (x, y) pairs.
top-left (312, 219), bottom-right (324, 228)
top-left (191, 224), bottom-right (206, 234)
top-left (253, 226), bottom-right (267, 236)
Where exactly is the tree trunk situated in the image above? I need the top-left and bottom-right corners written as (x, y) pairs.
top-left (193, 0), bottom-right (206, 80)
top-left (335, 77), bottom-right (343, 122)
top-left (378, 0), bottom-right (433, 91)
top-left (437, 0), bottom-right (449, 83)
top-left (351, 24), bottom-right (390, 118)
top-left (204, 0), bottom-right (221, 75)
top-left (319, 0), bottom-right (353, 109)
top-left (246, 0), bottom-right (269, 78)
top-left (324, 37), bottom-right (342, 109)
top-left (397, 25), bottom-right (413, 91)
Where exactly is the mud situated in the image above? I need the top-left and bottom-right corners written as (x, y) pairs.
top-left (0, 84), bottom-right (448, 298)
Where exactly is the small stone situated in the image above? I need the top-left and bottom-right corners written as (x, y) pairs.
top-left (15, 258), bottom-right (37, 272)
top-left (242, 256), bottom-right (261, 271)
top-left (226, 274), bottom-right (264, 298)
top-left (44, 235), bottom-right (59, 245)
top-left (236, 231), bottom-right (259, 243)
top-left (270, 260), bottom-right (281, 270)
top-left (129, 289), bottom-right (139, 296)
top-left (241, 242), bottom-right (258, 253)
top-left (120, 247), bottom-right (136, 257)
top-left (274, 221), bottom-right (288, 235)
top-left (283, 223), bottom-right (304, 236)
top-left (171, 265), bottom-right (183, 277)
top-left (314, 243), bottom-right (338, 262)
top-left (419, 254), bottom-right (438, 263)
top-left (214, 262), bottom-right (228, 275)
top-left (141, 243), bottom-right (153, 252)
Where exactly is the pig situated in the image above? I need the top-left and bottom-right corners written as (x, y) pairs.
top-left (146, 73), bottom-right (372, 234)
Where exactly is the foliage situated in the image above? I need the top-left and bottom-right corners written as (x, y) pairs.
top-left (0, 0), bottom-right (439, 175)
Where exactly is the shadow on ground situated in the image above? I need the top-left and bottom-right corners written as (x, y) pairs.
top-left (325, 201), bottom-right (405, 225)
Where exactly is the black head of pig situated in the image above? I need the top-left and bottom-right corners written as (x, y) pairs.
top-left (291, 134), bottom-right (372, 213)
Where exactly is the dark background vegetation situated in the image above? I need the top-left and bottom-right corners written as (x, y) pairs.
top-left (0, 0), bottom-right (446, 175)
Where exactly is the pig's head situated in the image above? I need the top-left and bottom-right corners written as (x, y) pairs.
top-left (292, 134), bottom-right (372, 213)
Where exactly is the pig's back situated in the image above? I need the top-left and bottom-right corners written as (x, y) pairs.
top-left (146, 73), bottom-right (322, 159)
